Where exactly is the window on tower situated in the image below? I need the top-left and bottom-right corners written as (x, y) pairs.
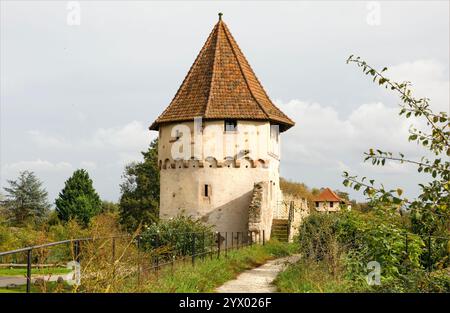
top-left (204, 184), bottom-right (211, 197)
top-left (224, 119), bottom-right (238, 132)
top-left (270, 124), bottom-right (279, 143)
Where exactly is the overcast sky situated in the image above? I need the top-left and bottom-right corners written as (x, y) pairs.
top-left (1, 1), bottom-right (449, 204)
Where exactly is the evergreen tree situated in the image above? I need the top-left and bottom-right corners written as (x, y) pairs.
top-left (55, 169), bottom-right (101, 226)
top-left (119, 138), bottom-right (159, 232)
top-left (1, 171), bottom-right (50, 225)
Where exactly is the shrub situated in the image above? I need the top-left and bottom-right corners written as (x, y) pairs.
top-left (139, 214), bottom-right (213, 258)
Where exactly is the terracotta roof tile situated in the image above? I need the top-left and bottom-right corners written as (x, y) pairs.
top-left (313, 188), bottom-right (343, 202)
top-left (150, 17), bottom-right (295, 131)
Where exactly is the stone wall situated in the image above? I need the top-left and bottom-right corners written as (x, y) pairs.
top-left (248, 181), bottom-right (273, 239)
top-left (282, 193), bottom-right (310, 242)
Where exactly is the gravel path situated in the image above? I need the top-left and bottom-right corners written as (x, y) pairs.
top-left (215, 254), bottom-right (300, 293)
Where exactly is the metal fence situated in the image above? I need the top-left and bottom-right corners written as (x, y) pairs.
top-left (0, 230), bottom-right (265, 293)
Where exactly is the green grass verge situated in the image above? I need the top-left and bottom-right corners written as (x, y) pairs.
top-left (142, 240), bottom-right (297, 293)
top-left (274, 258), bottom-right (349, 293)
top-left (0, 267), bottom-right (72, 277)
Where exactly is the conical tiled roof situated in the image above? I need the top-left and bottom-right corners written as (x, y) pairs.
top-left (149, 16), bottom-right (295, 132)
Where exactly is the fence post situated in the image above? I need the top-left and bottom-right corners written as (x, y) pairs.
top-left (210, 233), bottom-right (213, 260)
top-left (156, 233), bottom-right (160, 271)
top-left (26, 249), bottom-right (32, 293)
top-left (225, 232), bottom-right (228, 257)
top-left (231, 232), bottom-right (234, 251)
top-left (237, 232), bottom-right (240, 249)
top-left (217, 232), bottom-right (221, 259)
top-left (192, 233), bottom-right (196, 266)
top-left (202, 232), bottom-right (205, 260)
top-left (263, 230), bottom-right (265, 246)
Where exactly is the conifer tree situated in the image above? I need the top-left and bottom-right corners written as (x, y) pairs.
top-left (1, 170), bottom-right (50, 225)
top-left (55, 169), bottom-right (101, 227)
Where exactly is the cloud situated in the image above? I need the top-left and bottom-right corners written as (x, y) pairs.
top-left (85, 120), bottom-right (153, 151)
top-left (387, 59), bottom-right (449, 113)
top-left (80, 161), bottom-right (97, 170)
top-left (2, 159), bottom-right (73, 173)
top-left (26, 121), bottom-right (155, 165)
top-left (277, 99), bottom-right (420, 172)
top-left (27, 130), bottom-right (71, 149)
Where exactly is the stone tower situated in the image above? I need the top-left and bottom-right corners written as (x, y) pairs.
top-left (149, 15), bottom-right (294, 236)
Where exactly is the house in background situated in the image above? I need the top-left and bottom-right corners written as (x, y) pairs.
top-left (313, 188), bottom-right (347, 212)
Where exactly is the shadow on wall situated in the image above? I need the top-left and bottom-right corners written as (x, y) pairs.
top-left (199, 190), bottom-right (253, 233)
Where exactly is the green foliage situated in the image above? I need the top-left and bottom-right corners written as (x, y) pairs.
top-left (1, 171), bottom-right (50, 226)
top-left (139, 214), bottom-right (213, 256)
top-left (298, 213), bottom-right (340, 261)
top-left (344, 55), bottom-right (450, 266)
top-left (119, 138), bottom-right (159, 232)
top-left (55, 169), bottom-right (101, 227)
top-left (339, 210), bottom-right (425, 289)
top-left (275, 258), bottom-right (348, 293)
top-left (297, 210), bottom-right (431, 291)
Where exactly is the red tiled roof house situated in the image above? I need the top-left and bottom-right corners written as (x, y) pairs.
top-left (313, 188), bottom-right (346, 212)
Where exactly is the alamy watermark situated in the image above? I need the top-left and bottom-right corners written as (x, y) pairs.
top-left (167, 117), bottom-right (280, 162)
top-left (366, 1), bottom-right (381, 26)
top-left (67, 1), bottom-right (81, 26)
top-left (366, 261), bottom-right (381, 286)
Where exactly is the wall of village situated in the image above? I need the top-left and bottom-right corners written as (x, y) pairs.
top-left (282, 193), bottom-right (310, 242)
top-left (248, 182), bottom-right (274, 239)
top-left (158, 120), bottom-right (281, 233)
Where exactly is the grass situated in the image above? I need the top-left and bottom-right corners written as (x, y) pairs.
top-left (141, 240), bottom-right (297, 293)
top-left (274, 258), bottom-right (349, 293)
top-left (0, 267), bottom-right (72, 277)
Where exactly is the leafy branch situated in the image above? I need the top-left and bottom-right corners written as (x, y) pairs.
top-left (344, 56), bottom-right (450, 237)
top-left (346, 55), bottom-right (449, 155)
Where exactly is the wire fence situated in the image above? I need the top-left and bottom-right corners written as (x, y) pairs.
top-left (0, 230), bottom-right (265, 293)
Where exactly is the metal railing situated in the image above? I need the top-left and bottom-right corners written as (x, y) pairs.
top-left (0, 230), bottom-right (265, 293)
top-left (287, 201), bottom-right (295, 240)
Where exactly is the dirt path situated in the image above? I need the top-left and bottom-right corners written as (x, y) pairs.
top-left (215, 254), bottom-right (300, 293)
top-left (0, 273), bottom-right (73, 288)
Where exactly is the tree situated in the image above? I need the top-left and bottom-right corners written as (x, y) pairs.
top-left (55, 169), bottom-right (101, 227)
top-left (1, 171), bottom-right (50, 226)
top-left (119, 138), bottom-right (160, 232)
top-left (342, 55), bottom-right (449, 240)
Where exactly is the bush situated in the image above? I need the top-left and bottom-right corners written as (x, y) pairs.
top-left (139, 214), bottom-right (213, 258)
top-left (297, 210), bottom-right (431, 291)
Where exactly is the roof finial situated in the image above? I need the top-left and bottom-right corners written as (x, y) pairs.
top-left (218, 12), bottom-right (223, 21)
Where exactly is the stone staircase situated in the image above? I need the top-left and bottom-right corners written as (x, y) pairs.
top-left (271, 219), bottom-right (289, 242)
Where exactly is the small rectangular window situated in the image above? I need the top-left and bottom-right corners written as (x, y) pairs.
top-left (270, 124), bottom-right (279, 142)
top-left (204, 184), bottom-right (210, 197)
top-left (330, 202), bottom-right (334, 208)
top-left (315, 202), bottom-right (319, 208)
top-left (224, 120), bottom-right (237, 132)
